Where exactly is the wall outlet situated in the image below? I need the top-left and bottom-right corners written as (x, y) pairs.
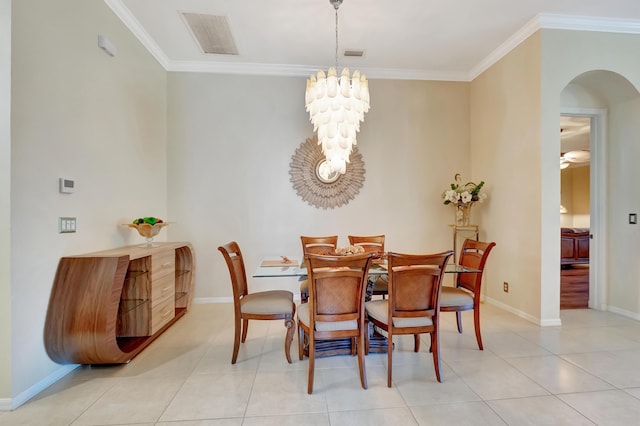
top-left (503, 281), bottom-right (509, 293)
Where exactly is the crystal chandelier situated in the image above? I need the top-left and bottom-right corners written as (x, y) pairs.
top-left (305, 0), bottom-right (370, 175)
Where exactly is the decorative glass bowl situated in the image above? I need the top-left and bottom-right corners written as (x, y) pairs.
top-left (127, 222), bottom-right (169, 247)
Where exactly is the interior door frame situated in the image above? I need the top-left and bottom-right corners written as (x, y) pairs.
top-left (560, 107), bottom-right (607, 310)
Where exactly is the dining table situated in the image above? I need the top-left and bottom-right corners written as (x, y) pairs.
top-left (252, 256), bottom-right (481, 357)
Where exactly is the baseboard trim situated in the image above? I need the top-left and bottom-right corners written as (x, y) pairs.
top-left (485, 297), bottom-right (562, 326)
top-left (606, 305), bottom-right (640, 321)
top-left (0, 398), bottom-right (11, 412)
top-left (0, 364), bottom-right (79, 411)
top-left (193, 297), bottom-right (232, 304)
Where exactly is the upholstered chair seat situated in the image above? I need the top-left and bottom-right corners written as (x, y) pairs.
top-left (297, 303), bottom-right (358, 332)
top-left (241, 290), bottom-right (295, 315)
top-left (365, 300), bottom-right (433, 328)
top-left (439, 287), bottom-right (474, 308)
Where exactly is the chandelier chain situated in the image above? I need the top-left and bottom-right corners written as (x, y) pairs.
top-left (334, 9), bottom-right (339, 69)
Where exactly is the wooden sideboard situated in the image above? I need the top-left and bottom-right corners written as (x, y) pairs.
top-left (44, 242), bottom-right (195, 364)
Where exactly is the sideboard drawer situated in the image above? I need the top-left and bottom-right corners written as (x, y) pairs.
top-left (151, 296), bottom-right (175, 334)
top-left (151, 274), bottom-right (174, 306)
top-left (152, 251), bottom-right (175, 280)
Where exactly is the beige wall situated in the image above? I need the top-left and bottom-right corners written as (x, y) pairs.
top-left (166, 74), bottom-right (471, 299)
top-left (0, 0), bottom-right (12, 402)
top-left (561, 166), bottom-right (590, 228)
top-left (9, 0), bottom-right (167, 404)
top-left (470, 33), bottom-right (544, 323)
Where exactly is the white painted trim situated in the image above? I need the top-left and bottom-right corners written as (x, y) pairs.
top-left (538, 13), bottom-right (640, 33)
top-left (0, 364), bottom-right (79, 411)
top-left (193, 297), bottom-right (231, 304)
top-left (165, 60), bottom-right (470, 81)
top-left (104, 2), bottom-right (640, 82)
top-left (485, 297), bottom-right (561, 326)
top-left (468, 14), bottom-right (543, 80)
top-left (104, 0), bottom-right (169, 68)
top-left (607, 305), bottom-right (640, 321)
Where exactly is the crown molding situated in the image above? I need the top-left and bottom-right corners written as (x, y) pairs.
top-left (538, 13), bottom-right (640, 33)
top-left (104, 0), bottom-right (169, 68)
top-left (165, 59), bottom-right (469, 81)
top-left (106, 1), bottom-right (640, 82)
top-left (467, 14), bottom-right (640, 81)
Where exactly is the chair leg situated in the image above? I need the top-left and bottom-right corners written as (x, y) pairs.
top-left (455, 311), bottom-right (463, 334)
top-left (284, 318), bottom-right (294, 363)
top-left (241, 319), bottom-right (249, 342)
top-left (357, 335), bottom-right (368, 389)
top-left (431, 331), bottom-right (442, 383)
top-left (414, 334), bottom-right (420, 352)
top-left (364, 319), bottom-right (370, 355)
top-left (387, 332), bottom-right (393, 387)
top-left (232, 316), bottom-right (241, 364)
top-left (307, 335), bottom-right (315, 394)
top-left (351, 337), bottom-right (357, 356)
top-left (297, 323), bottom-right (304, 360)
top-left (473, 307), bottom-right (484, 350)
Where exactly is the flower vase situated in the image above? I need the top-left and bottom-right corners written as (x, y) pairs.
top-left (455, 203), bottom-right (473, 226)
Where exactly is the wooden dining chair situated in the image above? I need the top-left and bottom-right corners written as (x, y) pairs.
top-left (297, 252), bottom-right (373, 394)
top-left (218, 241), bottom-right (296, 364)
top-left (365, 250), bottom-right (453, 387)
top-left (440, 239), bottom-right (496, 350)
top-left (299, 235), bottom-right (338, 303)
top-left (348, 235), bottom-right (386, 298)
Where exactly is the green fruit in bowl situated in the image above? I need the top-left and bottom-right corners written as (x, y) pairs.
top-left (132, 217), bottom-right (163, 225)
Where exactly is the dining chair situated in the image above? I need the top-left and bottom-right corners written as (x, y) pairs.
top-left (218, 241), bottom-right (296, 364)
top-left (439, 239), bottom-right (496, 350)
top-left (299, 235), bottom-right (339, 303)
top-left (297, 252), bottom-right (373, 394)
top-left (348, 235), bottom-right (386, 299)
top-left (365, 250), bottom-right (453, 387)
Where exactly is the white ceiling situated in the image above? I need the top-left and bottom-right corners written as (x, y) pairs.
top-left (108, 0), bottom-right (640, 81)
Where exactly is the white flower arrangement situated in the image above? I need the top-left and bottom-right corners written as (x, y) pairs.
top-left (442, 174), bottom-right (487, 206)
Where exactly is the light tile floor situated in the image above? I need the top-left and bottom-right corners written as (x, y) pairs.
top-left (3, 303), bottom-right (640, 425)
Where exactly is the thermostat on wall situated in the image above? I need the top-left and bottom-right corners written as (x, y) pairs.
top-left (59, 178), bottom-right (75, 194)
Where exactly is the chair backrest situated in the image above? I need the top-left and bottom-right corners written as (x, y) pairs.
top-left (457, 239), bottom-right (496, 294)
top-left (301, 235), bottom-right (338, 255)
top-left (348, 235), bottom-right (385, 255)
top-left (218, 241), bottom-right (248, 302)
top-left (300, 236), bottom-right (338, 269)
top-left (387, 251), bottom-right (453, 320)
top-left (306, 253), bottom-right (373, 325)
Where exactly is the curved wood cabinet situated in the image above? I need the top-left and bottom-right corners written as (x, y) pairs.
top-left (44, 242), bottom-right (195, 364)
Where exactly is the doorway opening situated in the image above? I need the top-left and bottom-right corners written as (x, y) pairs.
top-left (560, 115), bottom-right (591, 309)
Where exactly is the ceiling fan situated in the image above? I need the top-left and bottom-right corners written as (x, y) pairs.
top-left (560, 116), bottom-right (590, 169)
top-left (560, 150), bottom-right (590, 169)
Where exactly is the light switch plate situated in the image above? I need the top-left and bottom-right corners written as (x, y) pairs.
top-left (59, 217), bottom-right (77, 233)
top-left (630, 213), bottom-right (637, 224)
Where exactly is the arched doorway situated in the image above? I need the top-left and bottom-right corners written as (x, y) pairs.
top-left (560, 70), bottom-right (640, 314)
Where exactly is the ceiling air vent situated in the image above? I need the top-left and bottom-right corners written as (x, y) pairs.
top-left (343, 49), bottom-right (365, 57)
top-left (182, 12), bottom-right (238, 55)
